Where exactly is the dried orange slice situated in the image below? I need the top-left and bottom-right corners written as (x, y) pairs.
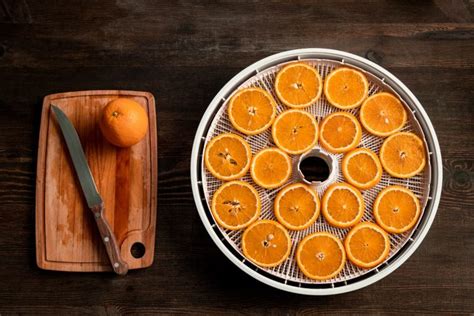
top-left (380, 132), bottom-right (426, 178)
top-left (374, 185), bottom-right (421, 234)
top-left (360, 92), bottom-right (407, 137)
top-left (250, 148), bottom-right (292, 189)
top-left (342, 148), bottom-right (382, 190)
top-left (205, 133), bottom-right (252, 181)
top-left (324, 67), bottom-right (369, 109)
top-left (211, 181), bottom-right (260, 230)
top-left (322, 183), bottom-right (364, 228)
top-left (296, 232), bottom-right (346, 281)
top-left (274, 183), bottom-right (320, 230)
top-left (242, 220), bottom-right (291, 267)
top-left (274, 62), bottom-right (323, 108)
top-left (272, 109), bottom-right (318, 155)
top-left (345, 222), bottom-right (390, 269)
top-left (228, 87), bottom-right (277, 135)
top-left (319, 112), bottom-right (362, 153)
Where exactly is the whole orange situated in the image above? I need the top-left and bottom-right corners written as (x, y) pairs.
top-left (99, 98), bottom-right (148, 147)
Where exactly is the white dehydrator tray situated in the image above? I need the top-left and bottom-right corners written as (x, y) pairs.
top-left (190, 49), bottom-right (442, 295)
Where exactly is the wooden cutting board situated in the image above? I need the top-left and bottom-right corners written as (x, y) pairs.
top-left (36, 90), bottom-right (157, 272)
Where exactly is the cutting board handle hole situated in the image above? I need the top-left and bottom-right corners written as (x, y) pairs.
top-left (131, 242), bottom-right (146, 259)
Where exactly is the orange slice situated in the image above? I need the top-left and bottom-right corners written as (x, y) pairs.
top-left (296, 232), bottom-right (346, 281)
top-left (380, 132), bottom-right (426, 178)
top-left (242, 220), bottom-right (291, 267)
top-left (205, 133), bottom-right (252, 181)
top-left (274, 62), bottom-right (323, 108)
top-left (324, 67), bottom-right (369, 109)
top-left (250, 148), bottom-right (292, 189)
top-left (274, 183), bottom-right (320, 230)
top-left (342, 148), bottom-right (383, 190)
top-left (374, 185), bottom-right (421, 234)
top-left (227, 87), bottom-right (277, 135)
top-left (211, 181), bottom-right (260, 230)
top-left (322, 183), bottom-right (364, 228)
top-left (345, 222), bottom-right (390, 269)
top-left (272, 109), bottom-right (318, 155)
top-left (360, 92), bottom-right (407, 137)
top-left (319, 112), bottom-right (362, 153)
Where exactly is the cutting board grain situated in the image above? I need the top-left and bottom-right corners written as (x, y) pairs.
top-left (35, 90), bottom-right (158, 272)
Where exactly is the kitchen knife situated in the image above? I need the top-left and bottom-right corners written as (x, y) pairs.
top-left (51, 105), bottom-right (128, 275)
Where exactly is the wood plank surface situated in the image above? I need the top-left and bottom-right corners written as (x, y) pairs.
top-left (0, 0), bottom-right (473, 314)
top-left (36, 90), bottom-right (157, 272)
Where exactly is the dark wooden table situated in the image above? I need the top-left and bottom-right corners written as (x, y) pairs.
top-left (1, 1), bottom-right (473, 314)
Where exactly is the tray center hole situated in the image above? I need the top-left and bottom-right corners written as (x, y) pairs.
top-left (299, 155), bottom-right (330, 183)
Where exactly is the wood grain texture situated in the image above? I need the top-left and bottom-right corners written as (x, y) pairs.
top-left (0, 0), bottom-right (473, 314)
top-left (36, 90), bottom-right (157, 272)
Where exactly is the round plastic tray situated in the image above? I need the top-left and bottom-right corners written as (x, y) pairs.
top-left (191, 49), bottom-right (442, 295)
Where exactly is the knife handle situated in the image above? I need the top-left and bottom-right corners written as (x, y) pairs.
top-left (91, 203), bottom-right (129, 275)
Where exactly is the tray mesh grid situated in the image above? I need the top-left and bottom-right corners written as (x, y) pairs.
top-left (201, 59), bottom-right (430, 284)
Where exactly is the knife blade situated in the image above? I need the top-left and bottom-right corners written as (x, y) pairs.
top-left (51, 105), bottom-right (128, 275)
